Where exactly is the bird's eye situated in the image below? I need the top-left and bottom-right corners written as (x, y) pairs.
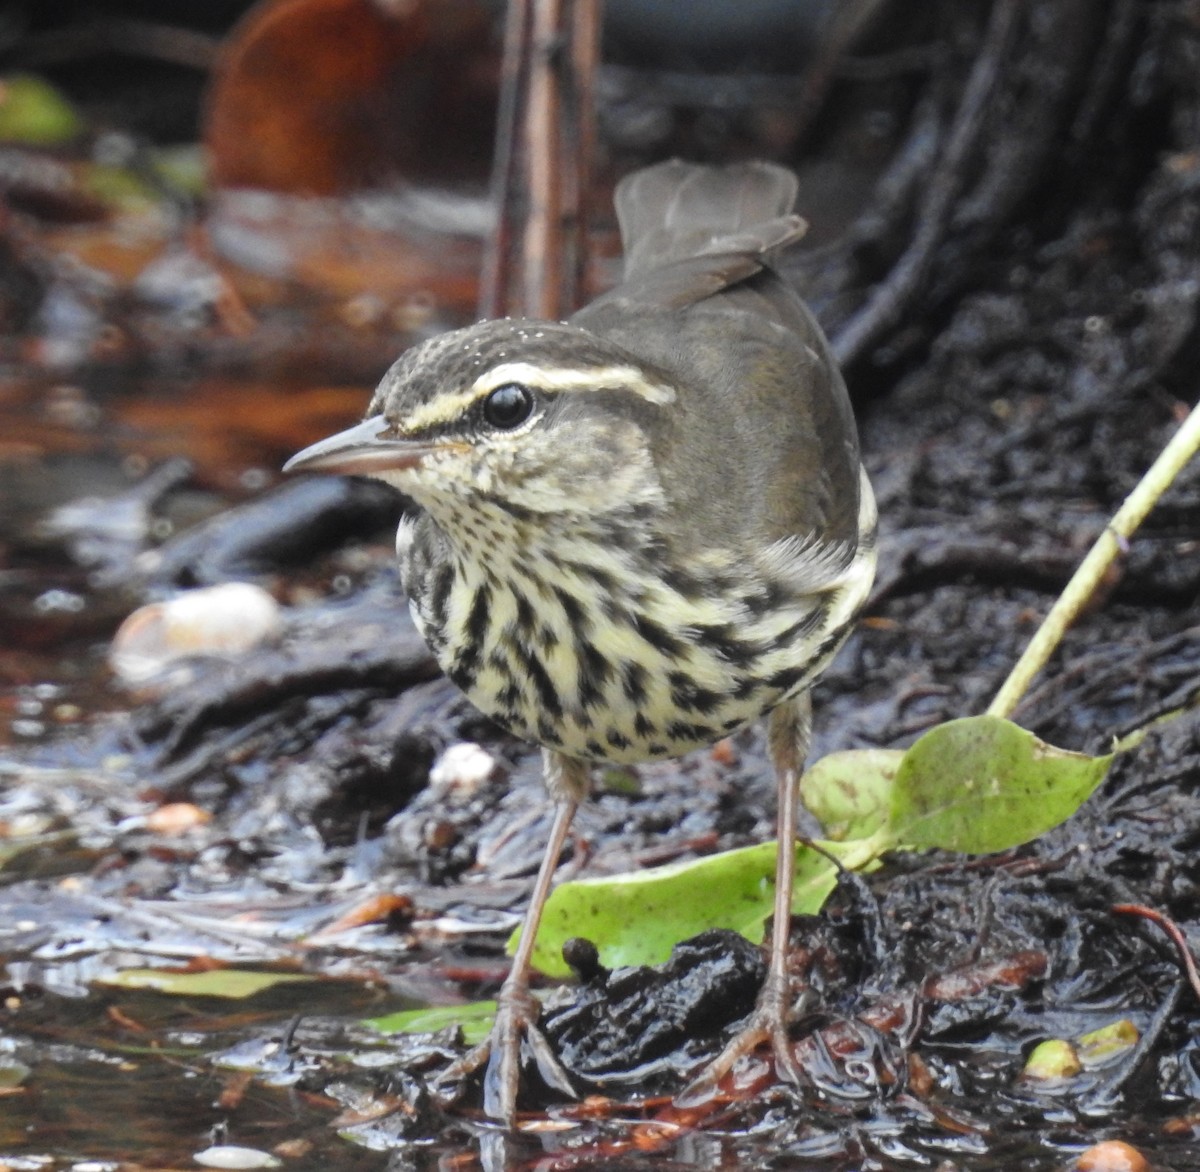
top-left (483, 383), bottom-right (535, 429)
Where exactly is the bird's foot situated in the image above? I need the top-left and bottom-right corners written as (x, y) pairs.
top-left (675, 972), bottom-right (808, 1107)
top-left (433, 982), bottom-right (576, 1124)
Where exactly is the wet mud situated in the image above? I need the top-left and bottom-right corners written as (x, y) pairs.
top-left (1, 0), bottom-right (1200, 1168)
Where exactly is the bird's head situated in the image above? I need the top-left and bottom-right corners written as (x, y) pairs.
top-left (285, 319), bottom-right (676, 523)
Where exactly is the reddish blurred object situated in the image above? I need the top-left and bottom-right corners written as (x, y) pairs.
top-left (204, 0), bottom-right (499, 195)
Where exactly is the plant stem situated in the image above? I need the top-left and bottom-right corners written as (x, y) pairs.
top-left (988, 398), bottom-right (1200, 719)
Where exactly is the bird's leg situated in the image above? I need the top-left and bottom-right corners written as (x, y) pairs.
top-left (677, 692), bottom-right (813, 1103)
top-left (436, 752), bottom-right (588, 1124)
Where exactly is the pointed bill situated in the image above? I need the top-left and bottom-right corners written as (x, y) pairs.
top-left (283, 416), bottom-right (443, 477)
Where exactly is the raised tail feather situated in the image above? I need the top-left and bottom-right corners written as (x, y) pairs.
top-left (615, 160), bottom-right (806, 279)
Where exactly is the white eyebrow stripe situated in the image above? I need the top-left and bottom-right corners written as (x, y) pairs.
top-left (472, 362), bottom-right (676, 404)
top-left (400, 361), bottom-right (677, 431)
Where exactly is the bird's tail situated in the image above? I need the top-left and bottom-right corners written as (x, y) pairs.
top-left (614, 160), bottom-right (806, 280)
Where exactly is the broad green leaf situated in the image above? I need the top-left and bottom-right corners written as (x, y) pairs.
top-left (102, 968), bottom-right (316, 999)
top-left (518, 841), bottom-right (849, 978)
top-left (886, 715), bottom-right (1111, 854)
top-left (508, 717), bottom-right (1107, 981)
top-left (369, 1001), bottom-right (497, 1046)
top-left (803, 748), bottom-right (903, 840)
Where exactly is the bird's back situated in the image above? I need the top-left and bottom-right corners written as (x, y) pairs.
top-left (573, 161), bottom-right (864, 562)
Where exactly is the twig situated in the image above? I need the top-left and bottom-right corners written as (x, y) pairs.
top-left (786, 0), bottom-right (890, 148)
top-left (12, 18), bottom-right (219, 72)
top-left (566, 0), bottom-right (601, 304)
top-left (522, 0), bottom-right (564, 318)
top-left (481, 0), bottom-right (601, 319)
top-left (987, 397), bottom-right (1200, 719)
top-left (1111, 903), bottom-right (1200, 1001)
top-left (522, 0), bottom-right (600, 317)
top-left (832, 0), bottom-right (1022, 366)
top-left (479, 0), bottom-right (532, 319)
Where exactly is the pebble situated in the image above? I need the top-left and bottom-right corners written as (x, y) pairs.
top-left (110, 582), bottom-right (282, 683)
top-left (429, 741), bottom-right (497, 795)
top-left (193, 1146), bottom-right (281, 1170)
top-left (1076, 1140), bottom-right (1149, 1172)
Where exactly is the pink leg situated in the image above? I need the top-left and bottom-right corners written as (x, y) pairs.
top-left (676, 692), bottom-right (812, 1103)
top-left (437, 753), bottom-right (587, 1123)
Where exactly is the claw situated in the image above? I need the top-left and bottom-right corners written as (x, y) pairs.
top-left (675, 701), bottom-right (820, 1109)
top-left (434, 981), bottom-right (576, 1124)
top-left (431, 1036), bottom-right (491, 1110)
top-left (525, 1020), bottom-right (578, 1101)
top-left (435, 796), bottom-right (582, 1123)
top-left (481, 1023), bottom-right (520, 1122)
top-left (675, 976), bottom-right (811, 1107)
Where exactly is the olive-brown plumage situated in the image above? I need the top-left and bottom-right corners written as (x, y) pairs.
top-left (286, 160), bottom-right (876, 1122)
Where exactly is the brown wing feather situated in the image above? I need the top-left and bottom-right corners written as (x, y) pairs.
top-left (573, 161), bottom-right (863, 560)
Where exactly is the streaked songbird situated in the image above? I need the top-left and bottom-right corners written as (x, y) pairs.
top-left (285, 159), bottom-right (877, 1121)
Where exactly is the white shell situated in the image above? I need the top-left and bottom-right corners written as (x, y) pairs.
top-left (110, 582), bottom-right (283, 684)
top-left (193, 1146), bottom-right (281, 1170)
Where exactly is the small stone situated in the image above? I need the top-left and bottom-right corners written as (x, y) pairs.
top-left (193, 1146), bottom-right (281, 1170)
top-left (428, 742), bottom-right (496, 795)
top-left (145, 802), bottom-right (212, 835)
top-left (1076, 1140), bottom-right (1149, 1172)
top-left (110, 582), bottom-right (283, 684)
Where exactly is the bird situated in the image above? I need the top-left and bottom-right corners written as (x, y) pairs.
top-left (284, 159), bottom-right (877, 1122)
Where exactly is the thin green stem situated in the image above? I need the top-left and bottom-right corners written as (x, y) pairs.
top-left (988, 399), bottom-right (1200, 719)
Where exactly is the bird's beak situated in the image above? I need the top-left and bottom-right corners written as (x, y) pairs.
top-left (283, 416), bottom-right (440, 477)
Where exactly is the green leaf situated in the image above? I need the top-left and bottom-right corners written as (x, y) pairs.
top-left (0, 75), bottom-right (84, 145)
top-left (0, 1060), bottom-right (31, 1088)
top-left (508, 717), bottom-right (1107, 981)
top-left (101, 968), bottom-right (316, 1000)
top-left (150, 144), bottom-right (209, 198)
top-left (1023, 1038), bottom-right (1082, 1081)
top-left (886, 715), bottom-right (1111, 854)
top-left (368, 1001), bottom-right (497, 1046)
top-left (517, 841), bottom-right (847, 978)
top-left (84, 164), bottom-right (160, 213)
top-left (1077, 1019), bottom-right (1139, 1067)
top-left (803, 748), bottom-right (903, 840)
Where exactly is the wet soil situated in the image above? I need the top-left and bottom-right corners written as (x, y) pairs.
top-left (1, 0), bottom-right (1200, 1169)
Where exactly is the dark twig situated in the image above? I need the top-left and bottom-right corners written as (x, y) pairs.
top-left (832, 0), bottom-right (1023, 366)
top-left (522, 0), bottom-right (564, 317)
top-left (786, 0), bottom-right (890, 147)
top-left (1066, 0), bottom-right (1143, 154)
top-left (952, 0), bottom-right (1100, 233)
top-left (566, 0), bottom-right (601, 304)
top-left (8, 18), bottom-right (219, 71)
top-left (479, 0), bottom-right (532, 319)
top-left (523, 0), bottom-right (600, 316)
top-left (481, 0), bottom-right (601, 319)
